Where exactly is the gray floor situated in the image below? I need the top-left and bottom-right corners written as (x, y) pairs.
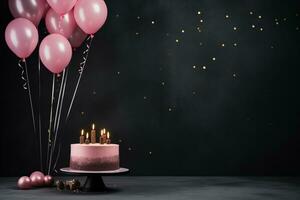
top-left (0, 176), bottom-right (300, 200)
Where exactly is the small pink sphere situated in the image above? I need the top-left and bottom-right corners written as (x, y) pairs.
top-left (17, 176), bottom-right (32, 189)
top-left (44, 175), bottom-right (54, 186)
top-left (30, 171), bottom-right (45, 187)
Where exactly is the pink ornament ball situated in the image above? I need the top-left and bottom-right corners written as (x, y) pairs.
top-left (17, 176), bottom-right (32, 189)
top-left (30, 171), bottom-right (45, 187)
top-left (44, 175), bottom-right (54, 186)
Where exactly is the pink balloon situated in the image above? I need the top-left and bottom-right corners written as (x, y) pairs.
top-left (9, 0), bottom-right (48, 26)
top-left (74, 0), bottom-right (108, 35)
top-left (68, 26), bottom-right (87, 48)
top-left (47, 0), bottom-right (77, 15)
top-left (5, 18), bottom-right (39, 59)
top-left (39, 33), bottom-right (72, 74)
top-left (45, 8), bottom-right (76, 38)
top-left (30, 171), bottom-right (45, 187)
top-left (42, 3), bottom-right (50, 18)
top-left (44, 175), bottom-right (54, 186)
top-left (17, 176), bottom-right (32, 189)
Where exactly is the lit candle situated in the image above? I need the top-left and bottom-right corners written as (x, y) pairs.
top-left (106, 132), bottom-right (111, 144)
top-left (91, 123), bottom-right (96, 143)
top-left (102, 128), bottom-right (107, 144)
top-left (85, 132), bottom-right (90, 144)
top-left (80, 129), bottom-right (85, 144)
top-left (99, 129), bottom-right (103, 144)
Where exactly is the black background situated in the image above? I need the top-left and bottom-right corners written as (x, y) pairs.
top-left (0, 0), bottom-right (300, 176)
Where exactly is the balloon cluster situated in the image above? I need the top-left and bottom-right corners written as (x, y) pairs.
top-left (17, 171), bottom-right (53, 189)
top-left (5, 0), bottom-right (108, 74)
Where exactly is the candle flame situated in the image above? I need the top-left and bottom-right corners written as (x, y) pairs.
top-left (107, 132), bottom-right (110, 139)
top-left (81, 129), bottom-right (84, 136)
top-left (86, 132), bottom-right (89, 138)
top-left (92, 123), bottom-right (95, 130)
top-left (103, 128), bottom-right (106, 133)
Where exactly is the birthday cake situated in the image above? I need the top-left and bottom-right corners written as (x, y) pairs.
top-left (69, 126), bottom-right (120, 171)
top-left (70, 143), bottom-right (119, 171)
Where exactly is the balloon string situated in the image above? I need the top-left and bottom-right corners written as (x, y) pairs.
top-left (46, 74), bottom-right (55, 175)
top-left (51, 68), bottom-right (68, 173)
top-left (18, 59), bottom-right (27, 89)
top-left (20, 59), bottom-right (38, 170)
top-left (38, 57), bottom-right (43, 173)
top-left (66, 36), bottom-right (94, 121)
top-left (48, 70), bottom-right (66, 174)
top-left (54, 69), bottom-right (68, 140)
top-left (52, 143), bottom-right (61, 174)
top-left (24, 60), bottom-right (36, 135)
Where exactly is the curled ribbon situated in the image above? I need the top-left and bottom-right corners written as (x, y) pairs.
top-left (78, 36), bottom-right (93, 74)
top-left (18, 59), bottom-right (27, 90)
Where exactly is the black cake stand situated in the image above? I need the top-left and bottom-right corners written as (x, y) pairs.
top-left (60, 167), bottom-right (129, 192)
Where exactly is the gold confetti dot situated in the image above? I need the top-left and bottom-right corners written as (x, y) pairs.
top-left (197, 27), bottom-right (202, 32)
top-left (193, 65), bottom-right (196, 69)
top-left (221, 43), bottom-right (225, 47)
top-left (151, 21), bottom-right (155, 24)
top-left (233, 26), bottom-right (237, 31)
top-left (250, 11), bottom-right (253, 15)
top-left (175, 39), bottom-right (179, 43)
top-left (202, 65), bottom-right (206, 70)
top-left (252, 24), bottom-right (255, 28)
top-left (168, 108), bottom-right (172, 112)
top-left (200, 19), bottom-right (203, 23)
top-left (225, 14), bottom-right (229, 18)
top-left (212, 57), bottom-right (216, 61)
top-left (258, 15), bottom-right (262, 19)
top-left (197, 11), bottom-right (201, 15)
top-left (233, 43), bottom-right (237, 47)
top-left (181, 29), bottom-right (185, 33)
top-left (81, 111), bottom-right (85, 115)
top-left (260, 27), bottom-right (263, 31)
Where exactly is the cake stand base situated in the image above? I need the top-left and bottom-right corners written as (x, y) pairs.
top-left (83, 175), bottom-right (106, 192)
top-left (60, 167), bottom-right (129, 192)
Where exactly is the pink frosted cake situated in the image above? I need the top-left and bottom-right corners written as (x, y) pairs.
top-left (70, 144), bottom-right (119, 171)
